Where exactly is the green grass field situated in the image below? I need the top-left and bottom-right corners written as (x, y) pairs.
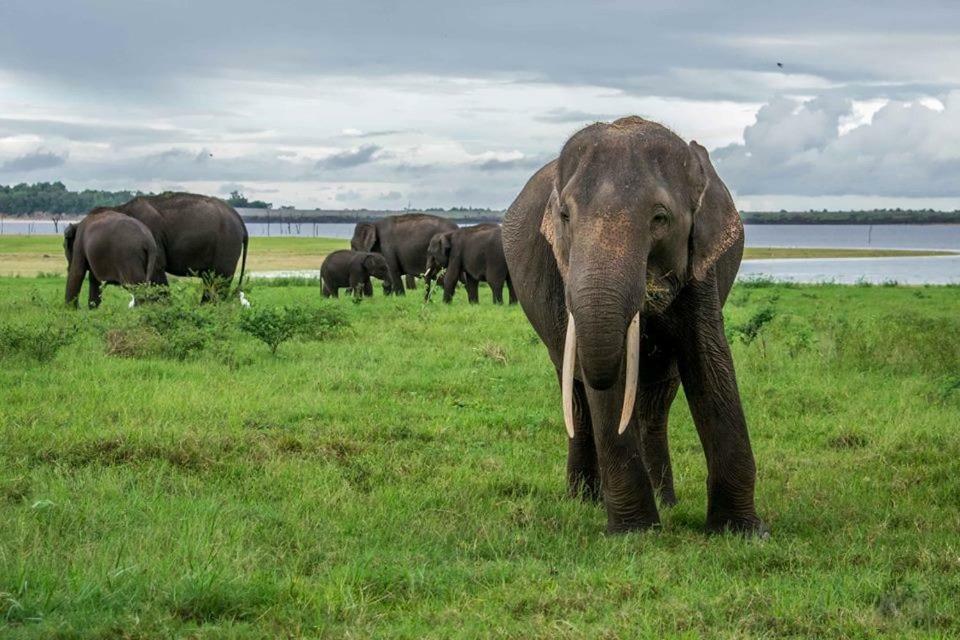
top-left (1, 272), bottom-right (959, 638)
top-left (0, 235), bottom-right (951, 277)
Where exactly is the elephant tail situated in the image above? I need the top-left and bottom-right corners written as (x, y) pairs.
top-left (234, 229), bottom-right (249, 295)
top-left (146, 246), bottom-right (158, 284)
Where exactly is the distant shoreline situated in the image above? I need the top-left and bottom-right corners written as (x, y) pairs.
top-left (2, 211), bottom-right (960, 226)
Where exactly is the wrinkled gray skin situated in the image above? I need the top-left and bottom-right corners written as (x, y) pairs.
top-left (425, 224), bottom-right (516, 304)
top-left (64, 211), bottom-right (158, 308)
top-left (350, 214), bottom-right (458, 295)
top-left (502, 117), bottom-right (765, 536)
top-left (320, 250), bottom-right (390, 299)
top-left (111, 193), bottom-right (248, 301)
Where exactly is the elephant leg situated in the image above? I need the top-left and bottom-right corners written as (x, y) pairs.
top-left (636, 376), bottom-right (680, 507)
top-left (675, 281), bottom-right (765, 535)
top-left (65, 259), bottom-right (87, 308)
top-left (385, 253), bottom-right (405, 295)
top-left (464, 274), bottom-right (480, 304)
top-left (363, 278), bottom-right (374, 297)
top-left (490, 279), bottom-right (504, 305)
top-left (405, 274), bottom-right (417, 290)
top-left (506, 278), bottom-right (518, 305)
top-left (586, 382), bottom-right (660, 533)
top-left (88, 273), bottom-right (102, 309)
top-left (321, 280), bottom-right (333, 298)
top-left (558, 372), bottom-right (601, 501)
top-left (151, 269), bottom-right (169, 287)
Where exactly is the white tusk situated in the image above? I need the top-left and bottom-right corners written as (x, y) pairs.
top-left (617, 312), bottom-right (641, 434)
top-left (561, 312), bottom-right (577, 439)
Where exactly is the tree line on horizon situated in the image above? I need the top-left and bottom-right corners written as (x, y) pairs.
top-left (1, 182), bottom-right (959, 224)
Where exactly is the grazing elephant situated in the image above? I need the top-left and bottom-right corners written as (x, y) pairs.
top-left (64, 211), bottom-right (158, 308)
top-left (109, 193), bottom-right (248, 301)
top-left (350, 214), bottom-right (458, 295)
top-left (320, 250), bottom-right (390, 299)
top-left (502, 116), bottom-right (765, 536)
top-left (425, 224), bottom-right (516, 304)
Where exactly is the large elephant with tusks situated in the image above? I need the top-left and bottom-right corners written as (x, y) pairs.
top-left (502, 117), bottom-right (766, 536)
top-left (351, 214), bottom-right (458, 294)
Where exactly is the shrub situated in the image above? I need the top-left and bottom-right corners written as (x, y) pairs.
top-left (104, 327), bottom-right (164, 358)
top-left (0, 321), bottom-right (75, 362)
top-left (730, 306), bottom-right (776, 346)
top-left (238, 307), bottom-right (300, 355)
top-left (238, 304), bottom-right (350, 354)
top-left (103, 284), bottom-right (238, 361)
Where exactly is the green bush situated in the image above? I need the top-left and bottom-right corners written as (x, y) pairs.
top-left (238, 304), bottom-right (349, 355)
top-left (729, 306), bottom-right (776, 346)
top-left (0, 321), bottom-right (75, 362)
top-left (238, 307), bottom-right (300, 355)
top-left (103, 285), bottom-right (238, 361)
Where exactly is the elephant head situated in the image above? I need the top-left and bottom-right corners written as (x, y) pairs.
top-left (362, 252), bottom-right (390, 280)
top-left (351, 222), bottom-right (379, 252)
top-left (540, 117), bottom-right (741, 432)
top-left (424, 231), bottom-right (453, 276)
top-left (63, 223), bottom-right (78, 264)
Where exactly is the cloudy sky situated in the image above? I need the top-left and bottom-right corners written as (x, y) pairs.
top-left (1, 1), bottom-right (959, 210)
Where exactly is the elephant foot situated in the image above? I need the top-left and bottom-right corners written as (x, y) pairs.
top-left (706, 512), bottom-right (769, 538)
top-left (567, 478), bottom-right (602, 503)
top-left (657, 488), bottom-right (678, 508)
top-left (605, 516), bottom-right (660, 536)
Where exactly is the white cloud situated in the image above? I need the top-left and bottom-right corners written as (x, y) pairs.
top-left (714, 91), bottom-right (960, 198)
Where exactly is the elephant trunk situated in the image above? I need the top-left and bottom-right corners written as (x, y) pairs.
top-left (561, 233), bottom-right (646, 437)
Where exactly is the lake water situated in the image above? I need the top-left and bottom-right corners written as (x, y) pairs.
top-left (2, 219), bottom-right (958, 284)
top-left (739, 225), bottom-right (960, 284)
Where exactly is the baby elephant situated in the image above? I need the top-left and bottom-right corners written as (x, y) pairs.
top-left (425, 223), bottom-right (516, 304)
top-left (64, 210), bottom-right (159, 308)
top-left (320, 250), bottom-right (390, 299)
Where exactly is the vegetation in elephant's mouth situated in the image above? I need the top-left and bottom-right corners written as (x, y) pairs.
top-left (0, 274), bottom-right (959, 637)
top-left (644, 273), bottom-right (678, 312)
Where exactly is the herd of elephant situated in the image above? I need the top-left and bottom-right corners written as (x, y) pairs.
top-left (323, 218), bottom-right (515, 304)
top-left (62, 193), bottom-right (511, 307)
top-left (62, 116), bottom-right (766, 537)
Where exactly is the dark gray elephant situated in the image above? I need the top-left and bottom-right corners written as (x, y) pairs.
top-left (502, 117), bottom-right (765, 536)
top-left (320, 250), bottom-right (390, 299)
top-left (425, 224), bottom-right (516, 304)
top-left (350, 214), bottom-right (458, 295)
top-left (111, 193), bottom-right (248, 301)
top-left (64, 210), bottom-right (158, 308)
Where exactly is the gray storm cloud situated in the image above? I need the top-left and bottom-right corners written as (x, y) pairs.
top-left (1, 150), bottom-right (68, 173)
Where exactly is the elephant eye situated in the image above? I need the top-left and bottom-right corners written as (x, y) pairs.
top-left (559, 204), bottom-right (570, 222)
top-left (651, 207), bottom-right (670, 229)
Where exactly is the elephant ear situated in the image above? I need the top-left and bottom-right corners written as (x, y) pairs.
top-left (440, 232), bottom-right (452, 258)
top-left (688, 141), bottom-right (743, 281)
top-left (361, 253), bottom-right (378, 270)
top-left (351, 223), bottom-right (377, 252)
top-left (539, 185), bottom-right (570, 281)
top-left (63, 223), bottom-right (77, 253)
